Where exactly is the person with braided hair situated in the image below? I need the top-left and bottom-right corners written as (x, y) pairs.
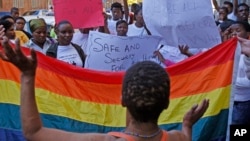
top-left (0, 30), bottom-right (209, 140)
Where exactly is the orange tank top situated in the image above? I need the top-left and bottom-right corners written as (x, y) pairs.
top-left (108, 130), bottom-right (168, 141)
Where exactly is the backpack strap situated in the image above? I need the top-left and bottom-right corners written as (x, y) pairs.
top-left (108, 132), bottom-right (135, 141)
top-left (71, 43), bottom-right (86, 67)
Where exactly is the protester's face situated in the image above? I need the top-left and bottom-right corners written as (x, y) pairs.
top-left (112, 8), bottom-right (122, 20)
top-left (116, 22), bottom-right (128, 36)
top-left (11, 10), bottom-right (19, 19)
top-left (135, 10), bottom-right (144, 25)
top-left (229, 24), bottom-right (249, 39)
top-left (15, 19), bottom-right (25, 30)
top-left (56, 23), bottom-right (74, 45)
top-left (32, 27), bottom-right (47, 44)
top-left (237, 6), bottom-right (249, 21)
top-left (223, 4), bottom-right (233, 13)
top-left (219, 9), bottom-right (228, 21)
top-left (5, 25), bottom-right (16, 39)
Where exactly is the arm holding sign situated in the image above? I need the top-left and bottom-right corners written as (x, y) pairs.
top-left (238, 37), bottom-right (250, 79)
top-left (123, 0), bottom-right (129, 22)
top-left (212, 0), bottom-right (220, 12)
top-left (178, 45), bottom-right (194, 57)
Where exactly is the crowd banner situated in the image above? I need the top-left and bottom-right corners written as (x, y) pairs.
top-left (143, 0), bottom-right (221, 49)
top-left (85, 31), bottom-right (162, 71)
top-left (53, 0), bottom-right (104, 28)
top-left (0, 38), bottom-right (237, 141)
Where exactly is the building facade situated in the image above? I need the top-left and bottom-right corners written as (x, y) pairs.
top-left (0, 0), bottom-right (51, 14)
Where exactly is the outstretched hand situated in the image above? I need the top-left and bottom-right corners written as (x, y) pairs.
top-left (183, 99), bottom-right (209, 128)
top-left (0, 37), bottom-right (37, 76)
top-left (238, 37), bottom-right (250, 57)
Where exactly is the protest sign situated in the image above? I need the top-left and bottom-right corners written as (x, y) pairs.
top-left (53, 0), bottom-right (104, 28)
top-left (143, 0), bottom-right (221, 49)
top-left (85, 31), bottom-right (162, 71)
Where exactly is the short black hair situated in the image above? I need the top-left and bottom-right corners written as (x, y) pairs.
top-left (219, 20), bottom-right (234, 32)
top-left (233, 20), bottom-right (250, 32)
top-left (122, 61), bottom-right (170, 122)
top-left (116, 20), bottom-right (128, 28)
top-left (134, 6), bottom-right (142, 16)
top-left (10, 7), bottom-right (19, 13)
top-left (15, 16), bottom-right (26, 23)
top-left (0, 15), bottom-right (14, 22)
top-left (111, 2), bottom-right (123, 11)
top-left (0, 20), bottom-right (14, 32)
top-left (224, 1), bottom-right (233, 8)
top-left (220, 6), bottom-right (229, 14)
top-left (237, 3), bottom-right (250, 11)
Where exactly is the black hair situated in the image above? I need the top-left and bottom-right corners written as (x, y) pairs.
top-left (10, 7), bottom-right (19, 13)
top-left (15, 16), bottom-right (26, 23)
top-left (0, 15), bottom-right (14, 22)
top-left (0, 20), bottom-right (14, 32)
top-left (122, 61), bottom-right (170, 122)
top-left (223, 1), bottom-right (233, 8)
top-left (219, 6), bottom-right (229, 14)
top-left (55, 20), bottom-right (73, 31)
top-left (219, 20), bottom-right (235, 32)
top-left (116, 20), bottom-right (128, 28)
top-left (233, 20), bottom-right (250, 32)
top-left (134, 6), bottom-right (142, 16)
top-left (111, 2), bottom-right (123, 11)
top-left (237, 3), bottom-right (250, 11)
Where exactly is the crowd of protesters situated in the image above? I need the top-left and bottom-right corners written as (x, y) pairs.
top-left (0, 0), bottom-right (250, 140)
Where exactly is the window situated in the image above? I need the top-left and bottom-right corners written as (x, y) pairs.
top-left (13, 0), bottom-right (24, 8)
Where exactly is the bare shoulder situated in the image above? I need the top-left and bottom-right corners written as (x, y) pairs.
top-left (167, 130), bottom-right (189, 141)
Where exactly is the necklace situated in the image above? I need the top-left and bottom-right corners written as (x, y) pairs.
top-left (122, 128), bottom-right (162, 138)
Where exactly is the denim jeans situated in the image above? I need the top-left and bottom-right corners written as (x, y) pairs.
top-left (232, 100), bottom-right (250, 125)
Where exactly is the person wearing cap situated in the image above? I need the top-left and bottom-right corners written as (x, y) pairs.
top-left (25, 18), bottom-right (56, 54)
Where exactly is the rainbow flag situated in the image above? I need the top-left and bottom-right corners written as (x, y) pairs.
top-left (0, 38), bottom-right (237, 141)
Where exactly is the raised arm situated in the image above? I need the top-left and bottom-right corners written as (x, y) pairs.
top-left (182, 99), bottom-right (209, 141)
top-left (123, 0), bottom-right (129, 22)
top-left (212, 0), bottom-right (220, 12)
top-left (0, 37), bottom-right (114, 141)
top-left (233, 0), bottom-right (238, 14)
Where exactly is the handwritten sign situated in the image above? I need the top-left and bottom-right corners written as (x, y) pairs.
top-left (53, 0), bottom-right (104, 28)
top-left (143, 0), bottom-right (221, 49)
top-left (85, 31), bottom-right (162, 72)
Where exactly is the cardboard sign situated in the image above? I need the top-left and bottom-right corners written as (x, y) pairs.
top-left (53, 0), bottom-right (104, 28)
top-left (85, 31), bottom-right (162, 71)
top-left (143, 0), bottom-right (221, 49)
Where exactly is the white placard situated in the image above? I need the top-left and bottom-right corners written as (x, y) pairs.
top-left (143, 0), bottom-right (221, 49)
top-left (85, 31), bottom-right (162, 71)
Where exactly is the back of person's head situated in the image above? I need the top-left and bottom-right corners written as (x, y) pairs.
top-left (223, 1), bottom-right (233, 8)
top-left (122, 61), bottom-right (170, 122)
top-left (29, 18), bottom-right (47, 33)
top-left (111, 2), bottom-right (123, 11)
top-left (0, 20), bottom-right (14, 32)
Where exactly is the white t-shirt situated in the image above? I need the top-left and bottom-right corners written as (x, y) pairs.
top-left (127, 23), bottom-right (148, 36)
top-left (227, 12), bottom-right (237, 21)
top-left (57, 44), bottom-right (83, 67)
top-left (108, 19), bottom-right (119, 35)
top-left (72, 32), bottom-right (89, 54)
